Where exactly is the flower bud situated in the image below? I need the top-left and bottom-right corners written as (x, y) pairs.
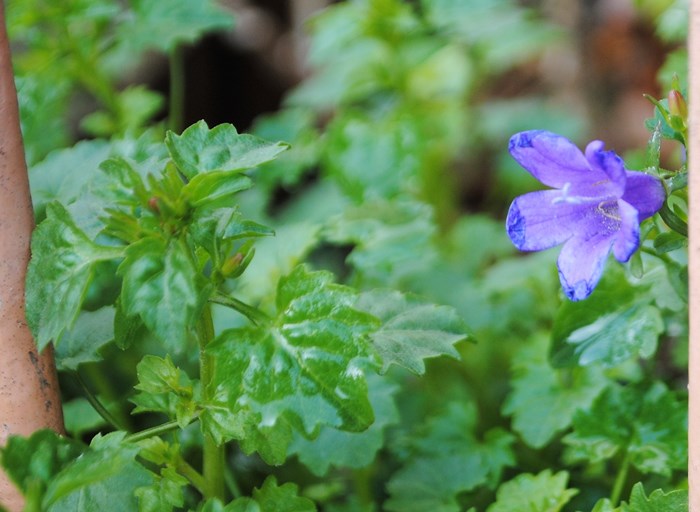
top-left (668, 89), bottom-right (687, 120)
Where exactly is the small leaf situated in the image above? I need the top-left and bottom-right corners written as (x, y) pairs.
top-left (118, 237), bottom-right (208, 352)
top-left (550, 270), bottom-right (663, 368)
top-left (183, 172), bottom-right (253, 207)
top-left (135, 466), bottom-right (188, 512)
top-left (627, 483), bottom-right (688, 512)
top-left (206, 265), bottom-right (379, 464)
top-left (26, 202), bottom-right (124, 350)
top-left (502, 335), bottom-right (608, 449)
top-left (54, 307), bottom-right (116, 371)
top-left (42, 433), bottom-right (154, 510)
top-left (131, 355), bottom-right (198, 428)
top-left (355, 290), bottom-right (470, 374)
top-left (653, 231), bottom-right (687, 253)
top-left (385, 402), bottom-right (515, 512)
top-left (250, 476), bottom-right (316, 512)
top-left (486, 470), bottom-right (578, 512)
top-left (165, 121), bottom-right (289, 179)
top-left (0, 430), bottom-right (84, 498)
top-left (563, 383), bottom-right (687, 476)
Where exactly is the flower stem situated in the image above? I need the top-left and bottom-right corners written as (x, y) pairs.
top-left (610, 451), bottom-right (630, 506)
top-left (197, 304), bottom-right (226, 501)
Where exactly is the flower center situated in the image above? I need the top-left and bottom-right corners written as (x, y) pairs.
top-left (596, 199), bottom-right (621, 221)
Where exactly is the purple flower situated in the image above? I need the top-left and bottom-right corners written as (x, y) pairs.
top-left (506, 130), bottom-right (666, 301)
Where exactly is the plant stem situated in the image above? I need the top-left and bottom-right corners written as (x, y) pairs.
top-left (197, 304), bottom-right (226, 501)
top-left (169, 44), bottom-right (186, 134)
top-left (125, 418), bottom-right (192, 443)
top-left (210, 291), bottom-right (270, 325)
top-left (176, 458), bottom-right (208, 496)
top-left (610, 451), bottom-right (630, 506)
top-left (74, 371), bottom-right (127, 432)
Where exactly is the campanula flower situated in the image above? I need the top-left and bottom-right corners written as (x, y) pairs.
top-left (506, 130), bottom-right (666, 301)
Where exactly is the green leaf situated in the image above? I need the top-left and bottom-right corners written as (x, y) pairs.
top-left (627, 483), bottom-right (688, 512)
top-left (113, 0), bottom-right (234, 53)
top-left (550, 270), bottom-right (664, 368)
top-left (189, 206), bottom-right (273, 262)
top-left (355, 290), bottom-right (470, 374)
top-left (118, 237), bottom-right (208, 352)
top-left (486, 470), bottom-right (578, 512)
top-left (206, 265), bottom-right (379, 464)
top-left (165, 121), bottom-right (289, 179)
top-left (563, 382), bottom-right (687, 476)
top-left (385, 402), bottom-right (515, 512)
top-left (28, 139), bottom-right (112, 213)
top-left (250, 476), bottom-right (316, 512)
top-left (183, 172), bottom-right (253, 207)
top-left (42, 433), bottom-right (154, 510)
top-left (324, 112), bottom-right (425, 201)
top-left (0, 430), bottom-right (84, 503)
top-left (324, 199), bottom-right (438, 287)
top-left (502, 335), bottom-right (608, 448)
top-left (26, 202), bottom-right (124, 350)
top-left (62, 398), bottom-right (109, 438)
top-left (54, 307), bottom-right (115, 371)
top-left (288, 373), bottom-right (399, 476)
top-left (131, 355), bottom-right (198, 428)
top-left (135, 466), bottom-right (188, 512)
top-left (653, 231), bottom-right (687, 253)
top-left (214, 476), bottom-right (316, 512)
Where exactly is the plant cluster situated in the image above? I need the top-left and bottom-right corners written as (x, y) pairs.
top-left (0, 0), bottom-right (690, 511)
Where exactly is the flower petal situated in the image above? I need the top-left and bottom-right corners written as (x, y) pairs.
top-left (509, 131), bottom-right (622, 198)
top-left (557, 230), bottom-right (615, 301)
top-left (509, 131), bottom-right (590, 189)
top-left (621, 171), bottom-right (666, 220)
top-left (584, 141), bottom-right (626, 197)
top-left (506, 190), bottom-right (597, 251)
top-left (612, 199), bottom-right (640, 262)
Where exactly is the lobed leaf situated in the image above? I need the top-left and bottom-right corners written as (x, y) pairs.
top-left (502, 335), bottom-right (608, 448)
top-left (118, 237), bottom-right (209, 352)
top-left (165, 121), bottom-right (289, 179)
top-left (355, 289), bottom-right (470, 374)
top-left (563, 382), bottom-right (687, 476)
top-left (26, 202), bottom-right (124, 350)
top-left (288, 374), bottom-right (399, 476)
top-left (550, 270), bottom-right (663, 368)
top-left (205, 265), bottom-right (379, 464)
top-left (626, 483), bottom-right (688, 512)
top-left (42, 433), bottom-right (154, 510)
top-left (486, 470), bottom-right (578, 512)
top-left (131, 355), bottom-right (199, 428)
top-left (54, 307), bottom-right (116, 371)
top-left (385, 402), bottom-right (515, 512)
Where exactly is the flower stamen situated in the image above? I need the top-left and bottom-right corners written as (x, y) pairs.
top-left (596, 200), bottom-right (621, 221)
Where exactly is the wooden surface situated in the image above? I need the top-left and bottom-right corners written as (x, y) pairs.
top-left (690, 1), bottom-right (699, 510)
top-left (0, 4), bottom-right (64, 510)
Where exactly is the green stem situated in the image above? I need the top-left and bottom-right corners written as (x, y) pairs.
top-left (125, 418), bottom-right (194, 443)
top-left (610, 451), bottom-right (631, 506)
top-left (74, 371), bottom-right (127, 432)
top-left (176, 458), bottom-right (208, 496)
top-left (198, 304), bottom-right (226, 501)
top-left (209, 291), bottom-right (270, 325)
top-left (169, 44), bottom-right (186, 133)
